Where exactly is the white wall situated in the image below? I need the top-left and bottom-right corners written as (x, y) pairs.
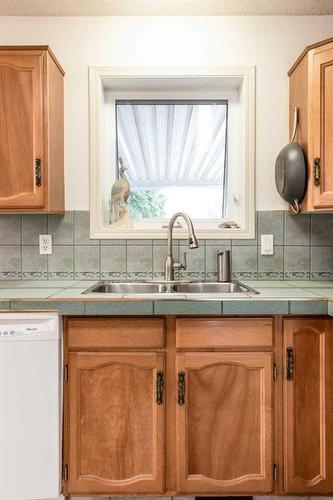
top-left (0, 15), bottom-right (332, 210)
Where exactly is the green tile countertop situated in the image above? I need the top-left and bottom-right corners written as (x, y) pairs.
top-left (0, 280), bottom-right (332, 316)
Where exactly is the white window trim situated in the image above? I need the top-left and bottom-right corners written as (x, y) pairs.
top-left (89, 66), bottom-right (256, 239)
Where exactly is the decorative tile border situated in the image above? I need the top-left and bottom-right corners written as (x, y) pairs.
top-left (127, 271), bottom-right (153, 281)
top-left (74, 271), bottom-right (100, 280)
top-left (0, 271), bottom-right (22, 280)
top-left (22, 271), bottom-right (48, 280)
top-left (232, 271), bottom-right (258, 280)
top-left (284, 271), bottom-right (310, 280)
top-left (101, 271), bottom-right (127, 281)
top-left (311, 272), bottom-right (333, 280)
top-left (48, 271), bottom-right (75, 280)
top-left (258, 271), bottom-right (284, 280)
top-left (0, 210), bottom-right (332, 282)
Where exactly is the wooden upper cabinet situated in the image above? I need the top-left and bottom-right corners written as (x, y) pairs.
top-left (311, 42), bottom-right (333, 208)
top-left (176, 352), bottom-right (273, 494)
top-left (283, 318), bottom-right (333, 494)
top-left (67, 352), bottom-right (165, 495)
top-left (289, 37), bottom-right (333, 212)
top-left (0, 46), bottom-right (64, 212)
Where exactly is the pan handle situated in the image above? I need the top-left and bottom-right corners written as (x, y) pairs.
top-left (290, 108), bottom-right (298, 143)
top-left (290, 199), bottom-right (301, 214)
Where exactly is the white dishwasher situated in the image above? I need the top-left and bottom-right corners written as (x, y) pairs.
top-left (0, 313), bottom-right (62, 500)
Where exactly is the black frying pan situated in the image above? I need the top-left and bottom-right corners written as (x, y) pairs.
top-left (275, 108), bottom-right (307, 214)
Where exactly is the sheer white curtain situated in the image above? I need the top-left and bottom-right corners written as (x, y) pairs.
top-left (116, 101), bottom-right (227, 189)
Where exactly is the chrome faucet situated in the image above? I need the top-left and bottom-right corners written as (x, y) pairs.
top-left (164, 212), bottom-right (199, 281)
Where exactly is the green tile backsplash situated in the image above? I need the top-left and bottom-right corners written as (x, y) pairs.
top-left (0, 210), bottom-right (332, 281)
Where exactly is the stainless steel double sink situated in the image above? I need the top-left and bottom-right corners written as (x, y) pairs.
top-left (83, 281), bottom-right (259, 295)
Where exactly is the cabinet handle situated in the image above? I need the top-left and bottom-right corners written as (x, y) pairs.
top-left (313, 157), bottom-right (321, 187)
top-left (286, 347), bottom-right (294, 381)
top-left (35, 158), bottom-right (42, 187)
top-left (156, 370), bottom-right (164, 405)
top-left (178, 371), bottom-right (185, 405)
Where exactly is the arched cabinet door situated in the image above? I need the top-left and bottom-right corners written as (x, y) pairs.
top-left (67, 352), bottom-right (165, 495)
top-left (176, 351), bottom-right (273, 494)
top-left (0, 53), bottom-right (44, 208)
top-left (283, 318), bottom-right (333, 493)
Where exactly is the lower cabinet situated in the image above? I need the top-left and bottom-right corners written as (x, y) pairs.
top-left (176, 352), bottom-right (273, 494)
top-left (64, 315), bottom-right (333, 496)
top-left (67, 351), bottom-right (165, 494)
top-left (283, 318), bottom-right (333, 494)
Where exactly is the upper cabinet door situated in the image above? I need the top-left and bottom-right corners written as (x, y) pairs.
top-left (283, 318), bottom-right (333, 493)
top-left (311, 42), bottom-right (333, 208)
top-left (176, 352), bottom-right (273, 494)
top-left (0, 54), bottom-right (44, 208)
top-left (68, 352), bottom-right (165, 495)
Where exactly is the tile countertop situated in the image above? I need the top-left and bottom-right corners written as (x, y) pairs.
top-left (0, 280), bottom-right (332, 316)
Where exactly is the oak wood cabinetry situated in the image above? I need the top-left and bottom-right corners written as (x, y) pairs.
top-left (64, 318), bottom-right (165, 495)
top-left (64, 315), bottom-right (333, 496)
top-left (176, 351), bottom-right (272, 494)
top-left (289, 37), bottom-right (333, 211)
top-left (0, 46), bottom-right (64, 213)
top-left (68, 352), bottom-right (165, 495)
top-left (64, 316), bottom-right (275, 496)
top-left (283, 317), bottom-right (333, 494)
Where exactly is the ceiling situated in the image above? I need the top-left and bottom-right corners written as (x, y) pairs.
top-left (1, 0), bottom-right (333, 16)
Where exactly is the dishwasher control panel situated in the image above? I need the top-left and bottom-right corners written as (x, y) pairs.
top-left (0, 326), bottom-right (46, 337)
top-left (0, 326), bottom-right (49, 337)
top-left (0, 314), bottom-right (60, 342)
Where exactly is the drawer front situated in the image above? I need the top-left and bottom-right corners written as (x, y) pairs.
top-left (176, 318), bottom-right (273, 349)
top-left (67, 317), bottom-right (165, 349)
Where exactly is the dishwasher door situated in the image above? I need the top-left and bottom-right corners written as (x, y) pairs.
top-left (0, 313), bottom-right (62, 500)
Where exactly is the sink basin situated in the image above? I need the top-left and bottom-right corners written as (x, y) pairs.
top-left (83, 281), bottom-right (258, 295)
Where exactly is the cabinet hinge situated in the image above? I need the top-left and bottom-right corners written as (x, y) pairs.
top-left (156, 370), bottom-right (164, 405)
top-left (177, 371), bottom-right (185, 406)
top-left (313, 157), bottom-right (321, 187)
top-left (64, 364), bottom-right (69, 381)
top-left (286, 347), bottom-right (294, 381)
top-left (35, 158), bottom-right (42, 187)
top-left (273, 363), bottom-right (278, 381)
top-left (63, 464), bottom-right (68, 482)
top-left (273, 463), bottom-right (278, 481)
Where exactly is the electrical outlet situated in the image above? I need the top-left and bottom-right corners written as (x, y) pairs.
top-left (261, 234), bottom-right (274, 255)
top-left (39, 234), bottom-right (53, 255)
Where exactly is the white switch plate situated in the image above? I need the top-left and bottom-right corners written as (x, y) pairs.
top-left (39, 234), bottom-right (53, 255)
top-left (261, 234), bottom-right (274, 255)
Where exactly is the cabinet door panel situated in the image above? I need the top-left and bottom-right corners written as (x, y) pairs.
top-left (176, 352), bottom-right (272, 494)
top-left (68, 352), bottom-right (164, 494)
top-left (0, 54), bottom-right (44, 208)
top-left (283, 318), bottom-right (333, 493)
top-left (311, 43), bottom-right (333, 208)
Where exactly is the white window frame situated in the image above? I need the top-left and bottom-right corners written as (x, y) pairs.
top-left (89, 66), bottom-right (256, 239)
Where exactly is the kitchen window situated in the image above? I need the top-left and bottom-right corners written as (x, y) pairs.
top-left (89, 67), bottom-right (255, 239)
top-left (115, 99), bottom-right (228, 220)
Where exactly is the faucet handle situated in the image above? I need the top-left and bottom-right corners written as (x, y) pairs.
top-left (173, 252), bottom-right (187, 272)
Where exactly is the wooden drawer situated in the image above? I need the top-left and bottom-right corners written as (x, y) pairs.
top-left (176, 318), bottom-right (273, 349)
top-left (66, 317), bottom-right (165, 349)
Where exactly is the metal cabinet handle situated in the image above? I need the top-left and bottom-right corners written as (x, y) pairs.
top-left (35, 158), bottom-right (42, 187)
top-left (156, 371), bottom-right (164, 404)
top-left (313, 157), bottom-right (321, 187)
top-left (178, 371), bottom-right (185, 405)
top-left (286, 347), bottom-right (294, 381)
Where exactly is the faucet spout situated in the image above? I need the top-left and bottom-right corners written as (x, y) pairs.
top-left (165, 212), bottom-right (199, 281)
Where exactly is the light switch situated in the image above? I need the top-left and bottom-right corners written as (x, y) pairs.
top-left (261, 234), bottom-right (274, 255)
